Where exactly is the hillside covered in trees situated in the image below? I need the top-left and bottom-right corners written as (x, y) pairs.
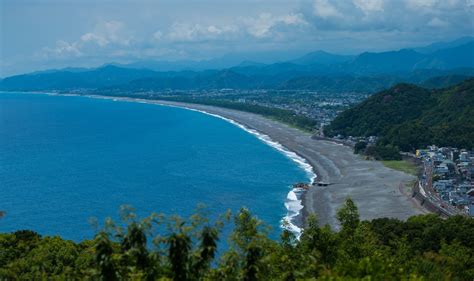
top-left (1, 200), bottom-right (473, 280)
top-left (325, 78), bottom-right (474, 152)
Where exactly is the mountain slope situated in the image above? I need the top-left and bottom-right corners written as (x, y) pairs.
top-left (415, 36), bottom-right (474, 54)
top-left (349, 49), bottom-right (427, 73)
top-left (290, 50), bottom-right (354, 65)
top-left (325, 79), bottom-right (474, 151)
top-left (0, 65), bottom-right (159, 91)
top-left (420, 74), bottom-right (473, 89)
top-left (278, 75), bottom-right (399, 93)
top-left (1, 37), bottom-right (472, 92)
top-left (108, 69), bottom-right (258, 90)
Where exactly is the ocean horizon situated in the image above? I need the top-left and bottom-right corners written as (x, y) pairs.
top-left (0, 92), bottom-right (312, 241)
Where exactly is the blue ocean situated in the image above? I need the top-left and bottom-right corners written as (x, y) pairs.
top-left (0, 92), bottom-right (309, 241)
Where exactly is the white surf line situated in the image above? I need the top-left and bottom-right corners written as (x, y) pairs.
top-left (131, 98), bottom-right (318, 237)
top-left (20, 92), bottom-right (318, 237)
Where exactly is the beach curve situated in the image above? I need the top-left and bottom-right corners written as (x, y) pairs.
top-left (48, 93), bottom-right (425, 230)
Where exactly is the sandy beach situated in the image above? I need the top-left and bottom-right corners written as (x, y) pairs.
top-left (148, 99), bottom-right (424, 229)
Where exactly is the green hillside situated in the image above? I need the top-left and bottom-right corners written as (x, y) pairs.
top-left (325, 78), bottom-right (474, 151)
top-left (1, 201), bottom-right (473, 280)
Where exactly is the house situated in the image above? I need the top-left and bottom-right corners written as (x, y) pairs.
top-left (434, 164), bottom-right (449, 175)
top-left (460, 151), bottom-right (469, 162)
top-left (467, 188), bottom-right (474, 197)
top-left (469, 204), bottom-right (474, 217)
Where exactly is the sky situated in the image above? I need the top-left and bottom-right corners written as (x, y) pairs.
top-left (1, 0), bottom-right (473, 77)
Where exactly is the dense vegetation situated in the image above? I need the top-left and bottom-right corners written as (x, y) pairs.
top-left (277, 75), bottom-right (399, 93)
top-left (1, 200), bottom-right (473, 280)
top-left (325, 78), bottom-right (474, 153)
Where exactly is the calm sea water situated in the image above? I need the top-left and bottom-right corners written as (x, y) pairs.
top-left (0, 93), bottom-right (309, 241)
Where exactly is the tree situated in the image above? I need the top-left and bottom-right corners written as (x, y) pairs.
top-left (94, 232), bottom-right (117, 281)
top-left (168, 227), bottom-right (191, 281)
top-left (191, 225), bottom-right (218, 278)
top-left (1, 203), bottom-right (474, 280)
top-left (336, 198), bottom-right (360, 237)
top-left (354, 141), bottom-right (367, 154)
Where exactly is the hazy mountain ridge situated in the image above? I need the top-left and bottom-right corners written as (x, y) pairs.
top-left (1, 38), bottom-right (473, 92)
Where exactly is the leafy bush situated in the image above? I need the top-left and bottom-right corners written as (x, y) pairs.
top-left (1, 200), bottom-right (473, 280)
top-left (353, 141), bottom-right (368, 154)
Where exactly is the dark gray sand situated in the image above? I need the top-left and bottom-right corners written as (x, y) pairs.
top-left (151, 100), bottom-right (425, 229)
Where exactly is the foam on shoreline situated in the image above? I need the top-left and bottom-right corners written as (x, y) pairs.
top-left (23, 92), bottom-right (318, 237)
top-left (141, 100), bottom-right (317, 236)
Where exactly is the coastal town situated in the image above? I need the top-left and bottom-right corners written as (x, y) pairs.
top-left (98, 85), bottom-right (474, 220)
top-left (416, 146), bottom-right (474, 217)
top-left (327, 133), bottom-right (474, 218)
top-left (85, 84), bottom-right (474, 220)
top-left (113, 89), bottom-right (367, 126)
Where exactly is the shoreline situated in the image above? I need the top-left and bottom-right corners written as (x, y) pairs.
top-left (6, 91), bottom-right (313, 235)
top-left (4, 91), bottom-right (423, 231)
top-left (93, 95), bottom-right (316, 235)
top-left (135, 98), bottom-right (424, 229)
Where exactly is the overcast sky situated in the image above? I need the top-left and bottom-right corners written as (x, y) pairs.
top-left (1, 0), bottom-right (473, 77)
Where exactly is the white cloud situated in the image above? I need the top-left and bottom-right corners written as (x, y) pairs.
top-left (81, 33), bottom-right (109, 47)
top-left (406, 0), bottom-right (438, 9)
top-left (244, 13), bottom-right (275, 38)
top-left (32, 1), bottom-right (473, 71)
top-left (166, 22), bottom-right (238, 41)
top-left (280, 13), bottom-right (307, 25)
top-left (41, 40), bottom-right (81, 58)
top-left (313, 0), bottom-right (342, 18)
top-left (153, 31), bottom-right (163, 41)
top-left (163, 13), bottom-right (306, 42)
top-left (405, 0), bottom-right (465, 11)
top-left (80, 21), bottom-right (131, 46)
top-left (207, 25), bottom-right (221, 34)
top-left (353, 0), bottom-right (384, 15)
top-left (244, 13), bottom-right (307, 38)
top-left (304, 0), bottom-right (472, 34)
top-left (427, 17), bottom-right (449, 27)
top-left (40, 20), bottom-right (132, 59)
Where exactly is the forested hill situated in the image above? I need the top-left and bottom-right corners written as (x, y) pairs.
top-left (1, 200), bottom-right (473, 279)
top-left (325, 78), bottom-right (474, 151)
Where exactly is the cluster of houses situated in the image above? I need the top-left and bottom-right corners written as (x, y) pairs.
top-left (416, 146), bottom-right (474, 216)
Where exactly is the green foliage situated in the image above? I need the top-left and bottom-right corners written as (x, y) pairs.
top-left (364, 144), bottom-right (402, 160)
top-left (325, 78), bottom-right (474, 152)
top-left (353, 141), bottom-right (367, 154)
top-left (1, 200), bottom-right (473, 280)
top-left (325, 83), bottom-right (434, 138)
top-left (336, 198), bottom-right (360, 237)
top-left (375, 144), bottom-right (402, 160)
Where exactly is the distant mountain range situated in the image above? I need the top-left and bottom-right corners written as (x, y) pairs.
top-left (1, 37), bottom-right (473, 93)
top-left (324, 78), bottom-right (474, 151)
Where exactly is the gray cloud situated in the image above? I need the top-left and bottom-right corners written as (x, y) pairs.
top-left (1, 0), bottom-right (473, 76)
top-left (303, 0), bottom-right (473, 33)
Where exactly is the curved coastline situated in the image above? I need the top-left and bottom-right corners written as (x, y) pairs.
top-left (167, 104), bottom-right (316, 235)
top-left (38, 92), bottom-right (314, 235)
top-left (128, 97), bottom-right (316, 235)
top-left (122, 98), bottom-right (424, 229)
top-left (19, 92), bottom-right (424, 232)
